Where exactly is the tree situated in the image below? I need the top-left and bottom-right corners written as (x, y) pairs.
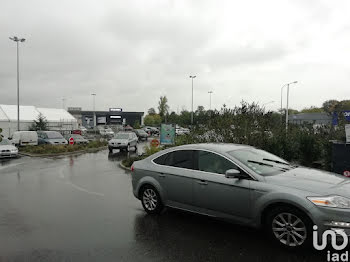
top-left (148, 108), bottom-right (156, 115)
top-left (144, 114), bottom-right (162, 126)
top-left (133, 120), bottom-right (141, 129)
top-left (29, 113), bottom-right (48, 131)
top-left (300, 106), bottom-right (324, 113)
top-left (158, 96), bottom-right (169, 117)
top-left (322, 100), bottom-right (339, 114)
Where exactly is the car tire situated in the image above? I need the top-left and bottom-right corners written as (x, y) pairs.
top-left (108, 147), bottom-right (113, 153)
top-left (265, 206), bottom-right (313, 249)
top-left (140, 185), bottom-right (163, 214)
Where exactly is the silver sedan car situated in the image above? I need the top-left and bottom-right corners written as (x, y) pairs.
top-left (132, 143), bottom-right (350, 249)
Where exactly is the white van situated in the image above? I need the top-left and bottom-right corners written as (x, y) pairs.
top-left (10, 131), bottom-right (38, 146)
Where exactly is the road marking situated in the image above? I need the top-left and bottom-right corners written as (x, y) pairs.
top-left (65, 181), bottom-right (105, 197)
top-left (0, 162), bottom-right (24, 171)
top-left (59, 166), bottom-right (104, 197)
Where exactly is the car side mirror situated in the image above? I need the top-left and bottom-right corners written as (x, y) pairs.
top-left (225, 169), bottom-right (244, 179)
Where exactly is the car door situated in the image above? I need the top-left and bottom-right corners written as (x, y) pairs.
top-left (152, 150), bottom-right (195, 206)
top-left (193, 150), bottom-right (252, 221)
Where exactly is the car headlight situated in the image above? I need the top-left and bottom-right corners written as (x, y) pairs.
top-left (307, 196), bottom-right (350, 209)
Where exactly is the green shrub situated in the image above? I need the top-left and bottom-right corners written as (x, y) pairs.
top-left (20, 140), bottom-right (107, 155)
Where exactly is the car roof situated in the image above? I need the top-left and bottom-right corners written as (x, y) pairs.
top-left (167, 143), bottom-right (254, 154)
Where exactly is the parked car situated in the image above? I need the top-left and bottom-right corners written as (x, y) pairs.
top-left (132, 143), bottom-right (350, 249)
top-left (98, 126), bottom-right (114, 137)
top-left (143, 126), bottom-right (159, 136)
top-left (10, 131), bottom-right (38, 146)
top-left (37, 131), bottom-right (68, 145)
top-left (108, 132), bottom-right (138, 152)
top-left (0, 138), bottom-right (18, 158)
top-left (124, 125), bottom-right (133, 132)
top-left (134, 129), bottom-right (148, 141)
top-left (64, 134), bottom-right (89, 144)
top-left (176, 127), bottom-right (190, 136)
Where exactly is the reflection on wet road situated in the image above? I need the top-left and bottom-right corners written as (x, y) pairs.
top-left (0, 149), bottom-right (324, 261)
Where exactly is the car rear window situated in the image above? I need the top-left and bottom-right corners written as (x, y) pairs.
top-left (153, 150), bottom-right (194, 169)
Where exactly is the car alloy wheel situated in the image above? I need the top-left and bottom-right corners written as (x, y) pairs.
top-left (272, 212), bottom-right (307, 247)
top-left (142, 188), bottom-right (158, 211)
top-left (141, 186), bottom-right (163, 214)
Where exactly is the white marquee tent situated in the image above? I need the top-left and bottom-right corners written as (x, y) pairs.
top-left (0, 104), bottom-right (78, 137)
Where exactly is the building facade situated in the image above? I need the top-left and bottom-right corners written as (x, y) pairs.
top-left (68, 107), bottom-right (144, 128)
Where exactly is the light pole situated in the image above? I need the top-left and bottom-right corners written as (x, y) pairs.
top-left (91, 93), bottom-right (96, 128)
top-left (208, 91), bottom-right (213, 110)
top-left (283, 81), bottom-right (298, 131)
top-left (189, 75), bottom-right (196, 125)
top-left (9, 36), bottom-right (26, 131)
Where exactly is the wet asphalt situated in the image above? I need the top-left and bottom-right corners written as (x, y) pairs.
top-left (0, 146), bottom-right (325, 262)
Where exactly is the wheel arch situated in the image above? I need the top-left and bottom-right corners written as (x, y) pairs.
top-left (260, 201), bottom-right (315, 228)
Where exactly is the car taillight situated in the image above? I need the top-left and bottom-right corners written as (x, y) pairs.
top-left (131, 165), bottom-right (134, 172)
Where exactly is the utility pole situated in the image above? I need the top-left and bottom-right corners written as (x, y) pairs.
top-left (208, 91), bottom-right (213, 110)
top-left (9, 36), bottom-right (26, 131)
top-left (189, 75), bottom-right (196, 126)
top-left (91, 93), bottom-right (96, 128)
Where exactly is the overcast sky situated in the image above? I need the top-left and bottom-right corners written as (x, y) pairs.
top-left (1, 0), bottom-right (349, 113)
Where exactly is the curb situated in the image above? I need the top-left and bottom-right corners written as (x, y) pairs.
top-left (19, 146), bottom-right (107, 158)
top-left (119, 161), bottom-right (131, 171)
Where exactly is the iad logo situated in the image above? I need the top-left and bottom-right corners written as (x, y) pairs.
top-left (313, 225), bottom-right (349, 262)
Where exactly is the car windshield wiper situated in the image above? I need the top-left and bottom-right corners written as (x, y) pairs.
top-left (247, 160), bottom-right (290, 172)
top-left (247, 160), bottom-right (273, 167)
top-left (262, 158), bottom-right (290, 166)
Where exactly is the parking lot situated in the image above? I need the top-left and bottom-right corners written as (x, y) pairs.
top-left (0, 148), bottom-right (325, 261)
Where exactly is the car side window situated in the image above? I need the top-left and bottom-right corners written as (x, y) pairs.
top-left (197, 150), bottom-right (238, 175)
top-left (165, 150), bottom-right (194, 169)
top-left (153, 150), bottom-right (194, 170)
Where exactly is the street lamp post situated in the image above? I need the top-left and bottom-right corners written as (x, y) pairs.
top-left (189, 75), bottom-right (196, 125)
top-left (208, 91), bottom-right (213, 110)
top-left (9, 36), bottom-right (26, 131)
top-left (91, 93), bottom-right (96, 128)
top-left (281, 81), bottom-right (298, 131)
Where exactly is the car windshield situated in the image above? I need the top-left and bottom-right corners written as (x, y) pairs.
top-left (115, 133), bottom-right (129, 139)
top-left (228, 148), bottom-right (293, 176)
top-left (0, 138), bottom-right (10, 145)
top-left (137, 130), bottom-right (147, 135)
top-left (47, 132), bottom-right (63, 139)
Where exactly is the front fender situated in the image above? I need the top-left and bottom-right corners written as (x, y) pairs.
top-left (252, 191), bottom-right (317, 228)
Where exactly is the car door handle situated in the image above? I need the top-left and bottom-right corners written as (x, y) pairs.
top-left (158, 173), bottom-right (166, 178)
top-left (197, 180), bottom-right (208, 185)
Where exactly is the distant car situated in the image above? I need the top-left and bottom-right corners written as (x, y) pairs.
top-left (37, 131), bottom-right (68, 145)
top-left (98, 126), bottom-right (114, 137)
top-left (176, 127), bottom-right (190, 136)
top-left (124, 125), bottom-right (134, 132)
top-left (134, 129), bottom-right (148, 141)
top-left (108, 132), bottom-right (138, 152)
top-left (0, 138), bottom-right (18, 158)
top-left (65, 134), bottom-right (89, 144)
top-left (10, 131), bottom-right (38, 146)
top-left (143, 126), bottom-right (159, 136)
top-left (80, 126), bottom-right (88, 133)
